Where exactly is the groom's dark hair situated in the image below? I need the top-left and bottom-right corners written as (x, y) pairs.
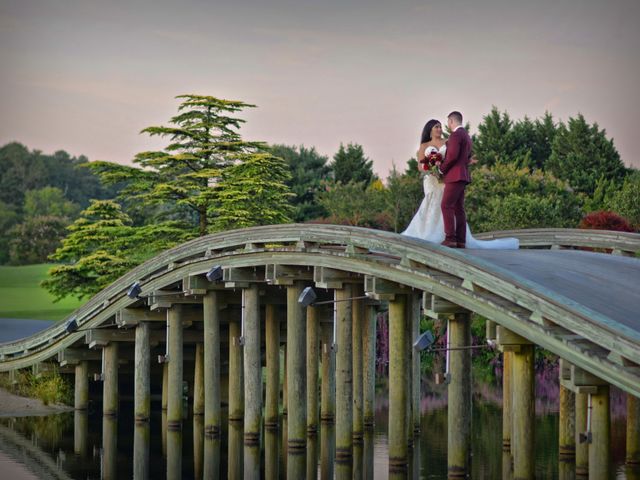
top-left (448, 111), bottom-right (463, 124)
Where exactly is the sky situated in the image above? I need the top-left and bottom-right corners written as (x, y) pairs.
top-left (1, 0), bottom-right (640, 176)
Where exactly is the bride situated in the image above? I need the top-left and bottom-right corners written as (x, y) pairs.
top-left (402, 119), bottom-right (519, 249)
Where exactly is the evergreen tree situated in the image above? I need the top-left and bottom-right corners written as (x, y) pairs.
top-left (88, 95), bottom-right (263, 236)
top-left (211, 153), bottom-right (294, 231)
top-left (606, 170), bottom-right (640, 228)
top-left (330, 143), bottom-right (375, 185)
top-left (43, 200), bottom-right (190, 300)
top-left (473, 107), bottom-right (514, 166)
top-left (386, 164), bottom-right (423, 232)
top-left (269, 144), bottom-right (330, 221)
top-left (546, 114), bottom-right (627, 195)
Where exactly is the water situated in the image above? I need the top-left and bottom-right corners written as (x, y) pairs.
top-left (0, 383), bottom-right (635, 479)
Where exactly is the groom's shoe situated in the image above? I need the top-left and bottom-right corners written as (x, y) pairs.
top-left (457, 243), bottom-right (466, 249)
top-left (440, 240), bottom-right (458, 248)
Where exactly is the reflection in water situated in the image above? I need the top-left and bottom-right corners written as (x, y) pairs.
top-left (203, 436), bottom-right (221, 479)
top-left (265, 429), bottom-right (279, 480)
top-left (227, 422), bottom-right (243, 480)
top-left (102, 416), bottom-right (118, 480)
top-left (193, 415), bottom-right (204, 479)
top-left (320, 423), bottom-right (335, 480)
top-left (244, 443), bottom-right (260, 479)
top-left (502, 450), bottom-right (513, 480)
top-left (409, 435), bottom-right (420, 480)
top-left (287, 449), bottom-right (306, 479)
top-left (74, 411), bottom-right (88, 457)
top-left (133, 423), bottom-right (150, 480)
top-left (166, 429), bottom-right (182, 480)
top-left (353, 442), bottom-right (363, 480)
top-left (0, 381), bottom-right (635, 480)
top-left (558, 458), bottom-right (575, 480)
top-left (307, 434), bottom-right (318, 479)
top-left (335, 457), bottom-right (352, 480)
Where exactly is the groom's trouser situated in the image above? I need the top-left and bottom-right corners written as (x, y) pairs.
top-left (441, 181), bottom-right (467, 244)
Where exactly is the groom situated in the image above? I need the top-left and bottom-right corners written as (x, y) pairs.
top-left (439, 111), bottom-right (472, 248)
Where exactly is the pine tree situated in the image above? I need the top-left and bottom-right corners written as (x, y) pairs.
top-left (88, 95), bottom-right (262, 236)
top-left (330, 143), bottom-right (375, 186)
top-left (211, 153), bottom-right (294, 231)
top-left (546, 114), bottom-right (627, 195)
top-left (473, 107), bottom-right (514, 166)
top-left (269, 144), bottom-right (331, 221)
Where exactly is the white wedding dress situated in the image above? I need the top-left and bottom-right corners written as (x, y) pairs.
top-left (402, 145), bottom-right (519, 249)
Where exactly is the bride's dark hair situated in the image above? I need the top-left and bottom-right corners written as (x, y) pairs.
top-left (420, 119), bottom-right (441, 143)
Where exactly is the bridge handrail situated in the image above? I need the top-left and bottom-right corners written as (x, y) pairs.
top-left (1, 226), bottom-right (638, 381)
top-left (474, 228), bottom-right (640, 255)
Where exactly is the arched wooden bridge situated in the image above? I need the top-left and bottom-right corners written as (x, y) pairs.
top-left (1, 225), bottom-right (639, 478)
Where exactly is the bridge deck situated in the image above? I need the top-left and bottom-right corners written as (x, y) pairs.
top-left (468, 249), bottom-right (640, 334)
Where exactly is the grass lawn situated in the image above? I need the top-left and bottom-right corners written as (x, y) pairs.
top-left (0, 264), bottom-right (83, 321)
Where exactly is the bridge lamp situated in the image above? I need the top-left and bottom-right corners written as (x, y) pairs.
top-left (127, 281), bottom-right (142, 299)
top-left (206, 265), bottom-right (223, 283)
top-left (298, 286), bottom-right (317, 308)
top-left (65, 317), bottom-right (79, 334)
top-left (413, 330), bottom-right (435, 352)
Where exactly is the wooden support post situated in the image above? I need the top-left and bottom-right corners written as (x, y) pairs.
top-left (243, 284), bottom-right (261, 447)
top-left (103, 342), bottom-right (119, 417)
top-left (193, 343), bottom-right (204, 416)
top-left (512, 343), bottom-right (535, 480)
top-left (265, 304), bottom-right (280, 431)
top-left (162, 362), bottom-right (168, 411)
top-left (628, 394), bottom-right (640, 466)
top-left (307, 304), bottom-right (319, 438)
top-left (203, 291), bottom-right (221, 438)
top-left (283, 345), bottom-right (288, 418)
top-left (389, 294), bottom-right (408, 476)
top-left (448, 312), bottom-right (472, 478)
top-left (134, 322), bottom-right (150, 423)
top-left (411, 294), bottom-right (421, 434)
top-left (321, 320), bottom-right (336, 426)
top-left (559, 383), bottom-right (575, 458)
top-left (102, 416), bottom-right (118, 480)
top-left (74, 411), bottom-right (88, 456)
top-left (287, 282), bottom-right (307, 458)
top-left (133, 423), bottom-right (150, 480)
top-left (336, 284), bottom-right (353, 468)
top-left (589, 385), bottom-right (611, 478)
top-left (576, 392), bottom-right (589, 476)
top-left (352, 284), bottom-right (364, 445)
top-left (363, 304), bottom-right (377, 431)
top-left (228, 316), bottom-right (244, 423)
top-left (74, 360), bottom-right (89, 411)
top-left (167, 305), bottom-right (184, 430)
top-left (502, 351), bottom-right (513, 451)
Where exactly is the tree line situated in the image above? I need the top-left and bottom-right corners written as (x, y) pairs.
top-left (0, 96), bottom-right (637, 301)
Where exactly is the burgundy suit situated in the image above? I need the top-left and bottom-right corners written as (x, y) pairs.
top-left (440, 127), bottom-right (472, 245)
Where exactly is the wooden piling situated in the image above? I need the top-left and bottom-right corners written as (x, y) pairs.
top-left (321, 320), bottom-right (335, 426)
top-left (363, 304), bottom-right (376, 430)
top-left (307, 304), bottom-right (319, 438)
top-left (193, 343), bottom-right (204, 416)
top-left (74, 360), bottom-right (89, 411)
top-left (228, 315), bottom-right (244, 423)
top-left (134, 321), bottom-right (150, 422)
top-left (589, 385), bottom-right (611, 478)
top-left (559, 383), bottom-right (575, 458)
top-left (512, 343), bottom-right (535, 480)
top-left (388, 294), bottom-right (408, 475)
top-left (102, 415), bottom-right (118, 480)
top-left (502, 350), bottom-right (513, 451)
top-left (243, 284), bottom-right (261, 447)
top-left (103, 342), bottom-right (119, 417)
top-left (287, 282), bottom-right (307, 456)
top-left (203, 291), bottom-right (221, 438)
top-left (448, 312), bottom-right (472, 478)
top-left (575, 392), bottom-right (589, 476)
top-left (628, 394), bottom-right (640, 466)
top-left (167, 305), bottom-right (184, 430)
top-left (352, 284), bottom-right (364, 444)
top-left (133, 423), bottom-right (150, 480)
top-left (74, 411), bottom-right (88, 456)
top-left (335, 285), bottom-right (353, 465)
top-left (265, 304), bottom-right (280, 431)
top-left (411, 294), bottom-right (421, 434)
top-left (166, 429), bottom-right (182, 480)
top-left (162, 362), bottom-right (168, 411)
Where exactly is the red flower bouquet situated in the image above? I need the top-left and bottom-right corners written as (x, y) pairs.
top-left (419, 151), bottom-right (443, 179)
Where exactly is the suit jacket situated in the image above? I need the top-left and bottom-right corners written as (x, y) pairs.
top-left (440, 127), bottom-right (472, 184)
